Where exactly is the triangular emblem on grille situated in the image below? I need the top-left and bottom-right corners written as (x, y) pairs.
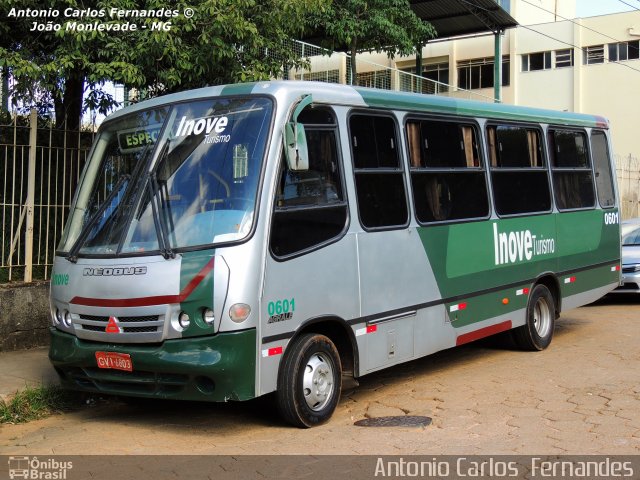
top-left (105, 316), bottom-right (122, 333)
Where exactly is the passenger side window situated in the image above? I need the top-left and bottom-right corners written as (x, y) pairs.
top-left (548, 129), bottom-right (595, 210)
top-left (349, 114), bottom-right (408, 229)
top-left (487, 125), bottom-right (551, 215)
top-left (591, 130), bottom-right (616, 208)
top-left (270, 108), bottom-right (348, 258)
top-left (406, 119), bottom-right (489, 223)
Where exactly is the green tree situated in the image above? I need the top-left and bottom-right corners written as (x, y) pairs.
top-left (310, 0), bottom-right (436, 85)
top-left (0, 0), bottom-right (324, 130)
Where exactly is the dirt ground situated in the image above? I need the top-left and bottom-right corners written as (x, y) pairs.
top-left (1, 296), bottom-right (639, 456)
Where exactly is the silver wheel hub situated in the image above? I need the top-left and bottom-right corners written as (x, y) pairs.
top-left (533, 296), bottom-right (552, 338)
top-left (303, 353), bottom-right (334, 411)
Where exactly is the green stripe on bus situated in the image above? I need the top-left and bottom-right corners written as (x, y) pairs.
top-left (179, 250), bottom-right (216, 337)
top-left (417, 209), bottom-right (620, 328)
top-left (356, 88), bottom-right (605, 128)
top-left (221, 83), bottom-right (258, 96)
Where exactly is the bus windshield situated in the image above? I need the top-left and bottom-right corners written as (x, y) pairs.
top-left (58, 96), bottom-right (273, 256)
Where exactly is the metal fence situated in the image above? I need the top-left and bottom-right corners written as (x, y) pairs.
top-left (616, 153), bottom-right (640, 220)
top-left (0, 111), bottom-right (93, 283)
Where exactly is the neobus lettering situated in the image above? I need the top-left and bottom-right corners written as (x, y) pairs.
top-left (83, 266), bottom-right (147, 276)
top-left (175, 115), bottom-right (228, 137)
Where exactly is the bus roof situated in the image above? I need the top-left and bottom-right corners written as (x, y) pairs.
top-left (107, 81), bottom-right (609, 129)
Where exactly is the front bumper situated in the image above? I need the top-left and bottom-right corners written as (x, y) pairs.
top-left (49, 327), bottom-right (256, 402)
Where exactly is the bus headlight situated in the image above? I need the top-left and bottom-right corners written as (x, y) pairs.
top-left (54, 308), bottom-right (63, 325)
top-left (178, 312), bottom-right (191, 329)
top-left (63, 310), bottom-right (72, 328)
top-left (229, 303), bottom-right (251, 323)
top-left (203, 309), bottom-right (215, 326)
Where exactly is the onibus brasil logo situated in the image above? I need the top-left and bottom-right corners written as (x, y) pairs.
top-left (492, 223), bottom-right (555, 266)
top-left (8, 457), bottom-right (72, 479)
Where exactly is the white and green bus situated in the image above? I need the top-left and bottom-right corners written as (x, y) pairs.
top-left (49, 81), bottom-right (620, 427)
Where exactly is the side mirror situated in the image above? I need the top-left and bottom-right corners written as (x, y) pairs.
top-left (284, 122), bottom-right (309, 171)
top-left (283, 94), bottom-right (313, 171)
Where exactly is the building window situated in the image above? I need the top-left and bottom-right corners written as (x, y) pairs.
top-left (522, 51), bottom-right (552, 71)
top-left (457, 56), bottom-right (510, 90)
top-left (400, 62), bottom-right (449, 94)
top-left (555, 49), bottom-right (574, 68)
top-left (583, 45), bottom-right (605, 65)
top-left (523, 50), bottom-right (574, 71)
top-left (608, 41), bottom-right (640, 62)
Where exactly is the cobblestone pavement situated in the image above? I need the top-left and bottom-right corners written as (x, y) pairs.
top-left (1, 298), bottom-right (639, 455)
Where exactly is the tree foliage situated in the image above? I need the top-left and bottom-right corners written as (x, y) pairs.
top-left (0, 0), bottom-right (324, 129)
top-left (310, 0), bottom-right (436, 84)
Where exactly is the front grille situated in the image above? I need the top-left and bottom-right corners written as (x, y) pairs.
top-left (123, 326), bottom-right (159, 333)
top-left (82, 325), bottom-right (106, 332)
top-left (75, 314), bottom-right (164, 338)
top-left (79, 314), bottom-right (160, 324)
top-left (81, 324), bottom-right (159, 333)
top-left (622, 266), bottom-right (638, 274)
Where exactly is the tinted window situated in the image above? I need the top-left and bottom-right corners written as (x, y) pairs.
top-left (591, 130), bottom-right (616, 208)
top-left (350, 114), bottom-right (408, 229)
top-left (488, 125), bottom-right (551, 215)
top-left (548, 129), bottom-right (595, 210)
top-left (270, 108), bottom-right (348, 257)
top-left (407, 119), bottom-right (489, 223)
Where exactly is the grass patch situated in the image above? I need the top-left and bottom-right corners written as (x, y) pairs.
top-left (0, 384), bottom-right (83, 424)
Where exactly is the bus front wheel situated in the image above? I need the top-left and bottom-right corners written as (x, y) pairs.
top-left (512, 284), bottom-right (555, 351)
top-left (277, 333), bottom-right (342, 428)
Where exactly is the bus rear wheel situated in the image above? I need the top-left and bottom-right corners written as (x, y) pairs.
top-left (277, 333), bottom-right (342, 428)
top-left (512, 284), bottom-right (555, 351)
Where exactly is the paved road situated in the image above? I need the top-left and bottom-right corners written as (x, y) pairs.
top-left (1, 297), bottom-right (639, 455)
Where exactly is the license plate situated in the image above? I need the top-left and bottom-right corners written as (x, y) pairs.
top-left (95, 352), bottom-right (133, 372)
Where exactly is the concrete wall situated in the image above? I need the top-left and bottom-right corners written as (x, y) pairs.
top-left (0, 282), bottom-right (50, 351)
top-left (510, 0), bottom-right (576, 25)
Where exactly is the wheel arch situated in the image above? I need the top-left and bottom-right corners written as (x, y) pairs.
top-left (289, 315), bottom-right (359, 379)
top-left (534, 272), bottom-right (561, 318)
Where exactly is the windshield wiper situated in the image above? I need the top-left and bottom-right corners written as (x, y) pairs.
top-left (148, 173), bottom-right (175, 260)
top-left (148, 141), bottom-right (175, 260)
top-left (66, 174), bottom-right (130, 263)
top-left (66, 141), bottom-right (154, 262)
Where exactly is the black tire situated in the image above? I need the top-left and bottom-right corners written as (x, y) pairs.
top-left (512, 284), bottom-right (555, 351)
top-left (276, 333), bottom-right (342, 428)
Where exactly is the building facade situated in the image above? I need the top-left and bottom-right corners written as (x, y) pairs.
top-left (319, 1), bottom-right (639, 217)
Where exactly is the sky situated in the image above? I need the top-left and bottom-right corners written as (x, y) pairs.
top-left (576, 0), bottom-right (638, 17)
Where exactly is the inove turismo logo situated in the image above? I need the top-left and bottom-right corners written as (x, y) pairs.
top-left (492, 223), bottom-right (555, 266)
top-left (175, 115), bottom-right (229, 137)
